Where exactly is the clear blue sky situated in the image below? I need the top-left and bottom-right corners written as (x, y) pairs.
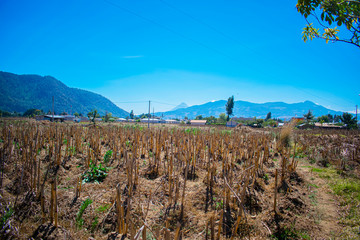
top-left (1, 0), bottom-right (359, 115)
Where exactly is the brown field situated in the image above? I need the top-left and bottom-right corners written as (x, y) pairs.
top-left (0, 119), bottom-right (359, 239)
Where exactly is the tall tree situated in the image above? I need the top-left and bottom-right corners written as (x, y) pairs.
top-left (340, 112), bottom-right (357, 129)
top-left (303, 110), bottom-right (314, 122)
top-left (130, 110), bottom-right (134, 119)
top-left (87, 109), bottom-right (100, 124)
top-left (104, 112), bottom-right (112, 122)
top-left (265, 112), bottom-right (272, 121)
top-left (226, 95), bottom-right (234, 121)
top-left (297, 0), bottom-right (360, 48)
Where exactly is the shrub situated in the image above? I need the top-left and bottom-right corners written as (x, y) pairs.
top-left (82, 163), bottom-right (108, 183)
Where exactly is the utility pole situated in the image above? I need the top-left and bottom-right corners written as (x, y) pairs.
top-left (52, 96), bottom-right (54, 122)
top-left (153, 107), bottom-right (154, 125)
top-left (356, 105), bottom-right (358, 123)
top-left (148, 100), bottom-right (150, 128)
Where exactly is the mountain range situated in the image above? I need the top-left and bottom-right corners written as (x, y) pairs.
top-left (157, 100), bottom-right (345, 119)
top-left (1, 71), bottom-right (347, 120)
top-left (0, 71), bottom-right (128, 117)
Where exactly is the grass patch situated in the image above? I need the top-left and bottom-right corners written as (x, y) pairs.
top-left (311, 166), bottom-right (360, 237)
top-left (311, 167), bottom-right (324, 173)
top-left (332, 180), bottom-right (360, 202)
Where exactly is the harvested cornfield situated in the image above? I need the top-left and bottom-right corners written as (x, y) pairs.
top-left (0, 120), bottom-right (359, 239)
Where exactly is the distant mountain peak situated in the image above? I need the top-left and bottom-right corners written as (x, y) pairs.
top-left (156, 99), bottom-right (344, 119)
top-left (171, 102), bottom-right (188, 111)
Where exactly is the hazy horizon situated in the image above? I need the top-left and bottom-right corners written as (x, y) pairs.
top-left (1, 0), bottom-right (359, 115)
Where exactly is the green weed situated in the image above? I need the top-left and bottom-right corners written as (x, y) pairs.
top-left (96, 204), bottom-right (111, 213)
top-left (308, 183), bottom-right (319, 188)
top-left (309, 191), bottom-right (317, 205)
top-left (263, 173), bottom-right (269, 181)
top-left (76, 198), bottom-right (92, 229)
top-left (0, 207), bottom-right (14, 229)
top-left (82, 162), bottom-right (108, 183)
top-left (103, 150), bottom-right (113, 164)
top-left (90, 216), bottom-right (99, 232)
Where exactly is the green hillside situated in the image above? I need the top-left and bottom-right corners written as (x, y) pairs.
top-left (0, 71), bottom-right (128, 117)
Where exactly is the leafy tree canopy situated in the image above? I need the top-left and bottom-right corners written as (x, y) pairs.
top-left (104, 112), bottom-right (112, 122)
top-left (0, 109), bottom-right (13, 117)
top-left (23, 109), bottom-right (44, 117)
top-left (218, 113), bottom-right (227, 124)
top-left (297, 0), bottom-right (360, 48)
top-left (87, 109), bottom-right (100, 123)
top-left (195, 115), bottom-right (203, 120)
top-left (340, 112), bottom-right (357, 129)
top-left (204, 116), bottom-right (217, 124)
top-left (317, 115), bottom-right (330, 122)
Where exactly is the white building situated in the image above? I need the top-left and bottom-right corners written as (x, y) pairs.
top-left (190, 120), bottom-right (207, 126)
top-left (166, 119), bottom-right (180, 124)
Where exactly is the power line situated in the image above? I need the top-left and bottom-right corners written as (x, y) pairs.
top-left (159, 0), bottom-right (353, 110)
top-left (159, 0), bottom-right (253, 52)
top-left (103, 0), bottom-right (241, 62)
top-left (112, 101), bottom-right (148, 104)
top-left (103, 0), bottom-right (351, 112)
top-left (152, 100), bottom-right (177, 106)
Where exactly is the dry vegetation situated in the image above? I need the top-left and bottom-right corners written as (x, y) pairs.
top-left (0, 119), bottom-right (359, 239)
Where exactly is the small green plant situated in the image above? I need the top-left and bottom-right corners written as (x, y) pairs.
top-left (76, 198), bottom-right (92, 229)
top-left (263, 173), bottom-right (269, 181)
top-left (68, 146), bottom-right (76, 155)
top-left (309, 191), bottom-right (317, 205)
top-left (215, 199), bottom-right (223, 210)
top-left (82, 162), bottom-right (108, 183)
top-left (308, 183), bottom-right (319, 188)
top-left (90, 216), bottom-right (99, 232)
top-left (103, 150), bottom-right (113, 164)
top-left (96, 204), bottom-right (111, 213)
top-left (298, 231), bottom-right (311, 240)
top-left (0, 206), bottom-right (14, 229)
top-left (271, 225), bottom-right (298, 239)
top-left (125, 140), bottom-right (131, 147)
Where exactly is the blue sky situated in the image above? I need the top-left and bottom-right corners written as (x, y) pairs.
top-left (1, 0), bottom-right (359, 115)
